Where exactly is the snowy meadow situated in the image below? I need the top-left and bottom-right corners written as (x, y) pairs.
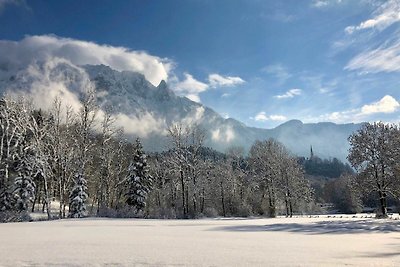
top-left (1, 94), bottom-right (400, 266)
top-left (1, 215), bottom-right (399, 266)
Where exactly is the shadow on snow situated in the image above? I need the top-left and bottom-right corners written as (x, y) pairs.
top-left (210, 219), bottom-right (400, 235)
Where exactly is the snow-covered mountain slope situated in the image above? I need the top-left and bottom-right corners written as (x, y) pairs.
top-left (0, 61), bottom-right (361, 160)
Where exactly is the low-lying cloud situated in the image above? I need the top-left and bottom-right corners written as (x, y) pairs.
top-left (361, 95), bottom-right (400, 115)
top-left (211, 125), bottom-right (235, 143)
top-left (252, 111), bottom-right (287, 122)
top-left (114, 112), bottom-right (167, 137)
top-left (1, 55), bottom-right (167, 138)
top-left (310, 95), bottom-right (400, 123)
top-left (181, 106), bottom-right (205, 126)
top-left (0, 35), bottom-right (173, 85)
top-left (0, 35), bottom-right (246, 138)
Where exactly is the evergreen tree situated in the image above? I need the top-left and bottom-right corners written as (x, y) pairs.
top-left (12, 155), bottom-right (36, 211)
top-left (13, 174), bottom-right (36, 211)
top-left (69, 173), bottom-right (88, 218)
top-left (69, 87), bottom-right (96, 218)
top-left (125, 138), bottom-right (152, 212)
top-left (0, 189), bottom-right (14, 212)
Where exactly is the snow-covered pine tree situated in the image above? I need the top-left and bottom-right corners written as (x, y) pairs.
top-left (0, 189), bottom-right (13, 211)
top-left (125, 138), bottom-right (152, 212)
top-left (69, 173), bottom-right (88, 218)
top-left (69, 87), bottom-right (96, 218)
top-left (12, 154), bottom-right (36, 211)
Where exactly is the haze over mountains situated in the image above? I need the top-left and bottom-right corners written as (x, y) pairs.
top-left (0, 61), bottom-right (362, 161)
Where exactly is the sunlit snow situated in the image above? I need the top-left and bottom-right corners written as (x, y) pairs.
top-left (1, 216), bottom-right (399, 266)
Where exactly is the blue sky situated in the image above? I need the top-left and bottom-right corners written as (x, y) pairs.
top-left (1, 0), bottom-right (400, 128)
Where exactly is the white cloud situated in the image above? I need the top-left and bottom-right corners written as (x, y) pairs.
top-left (211, 126), bottom-right (235, 143)
top-left (172, 73), bottom-right (208, 102)
top-left (312, 0), bottom-right (329, 8)
top-left (360, 95), bottom-right (400, 114)
top-left (0, 35), bottom-right (246, 105)
top-left (0, 35), bottom-right (173, 85)
top-left (319, 87), bottom-right (331, 94)
top-left (173, 73), bottom-right (208, 94)
top-left (312, 109), bottom-right (359, 123)
top-left (221, 112), bottom-right (230, 119)
top-left (6, 58), bottom-right (91, 113)
top-left (186, 94), bottom-right (201, 103)
top-left (3, 56), bottom-right (167, 138)
top-left (345, 40), bottom-right (400, 73)
top-left (311, 0), bottom-right (344, 8)
top-left (269, 114), bottom-right (288, 121)
top-left (345, 0), bottom-right (400, 34)
top-left (274, 88), bottom-right (302, 99)
top-left (254, 112), bottom-right (268, 121)
top-left (172, 73), bottom-right (244, 103)
top-left (307, 95), bottom-right (400, 123)
top-left (221, 93), bottom-right (231, 98)
top-left (208, 73), bottom-right (245, 88)
top-left (252, 112), bottom-right (287, 122)
top-left (114, 112), bottom-right (167, 137)
top-left (181, 106), bottom-right (205, 126)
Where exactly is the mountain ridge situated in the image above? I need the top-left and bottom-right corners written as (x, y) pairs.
top-left (0, 62), bottom-right (362, 161)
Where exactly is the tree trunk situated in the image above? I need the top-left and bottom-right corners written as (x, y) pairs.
top-left (285, 197), bottom-right (289, 217)
top-left (43, 175), bottom-right (52, 220)
top-left (180, 169), bottom-right (186, 218)
top-left (59, 179), bottom-right (63, 218)
top-left (267, 185), bottom-right (276, 218)
top-left (185, 186), bottom-right (189, 217)
top-left (378, 190), bottom-right (388, 218)
top-left (31, 187), bottom-right (39, 212)
top-left (220, 181), bottom-right (226, 217)
top-left (200, 187), bottom-right (205, 214)
top-left (192, 193), bottom-right (197, 217)
top-left (62, 204), bottom-right (66, 218)
top-left (157, 190), bottom-right (161, 208)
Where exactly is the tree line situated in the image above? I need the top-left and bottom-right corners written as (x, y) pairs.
top-left (148, 125), bottom-right (313, 218)
top-left (1, 89), bottom-right (398, 222)
top-left (0, 90), bottom-right (314, 221)
top-left (299, 155), bottom-right (353, 179)
top-left (0, 89), bottom-right (153, 221)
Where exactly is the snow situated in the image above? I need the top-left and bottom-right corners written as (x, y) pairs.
top-left (0, 216), bottom-right (399, 266)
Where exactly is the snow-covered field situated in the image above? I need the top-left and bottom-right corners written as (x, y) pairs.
top-left (1, 216), bottom-right (399, 266)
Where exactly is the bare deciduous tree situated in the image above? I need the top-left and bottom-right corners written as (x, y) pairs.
top-left (348, 122), bottom-right (400, 218)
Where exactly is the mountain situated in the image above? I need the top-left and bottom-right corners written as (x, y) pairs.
top-left (0, 62), bottom-right (362, 161)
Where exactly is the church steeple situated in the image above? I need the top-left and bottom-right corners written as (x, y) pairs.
top-left (310, 145), bottom-right (314, 159)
